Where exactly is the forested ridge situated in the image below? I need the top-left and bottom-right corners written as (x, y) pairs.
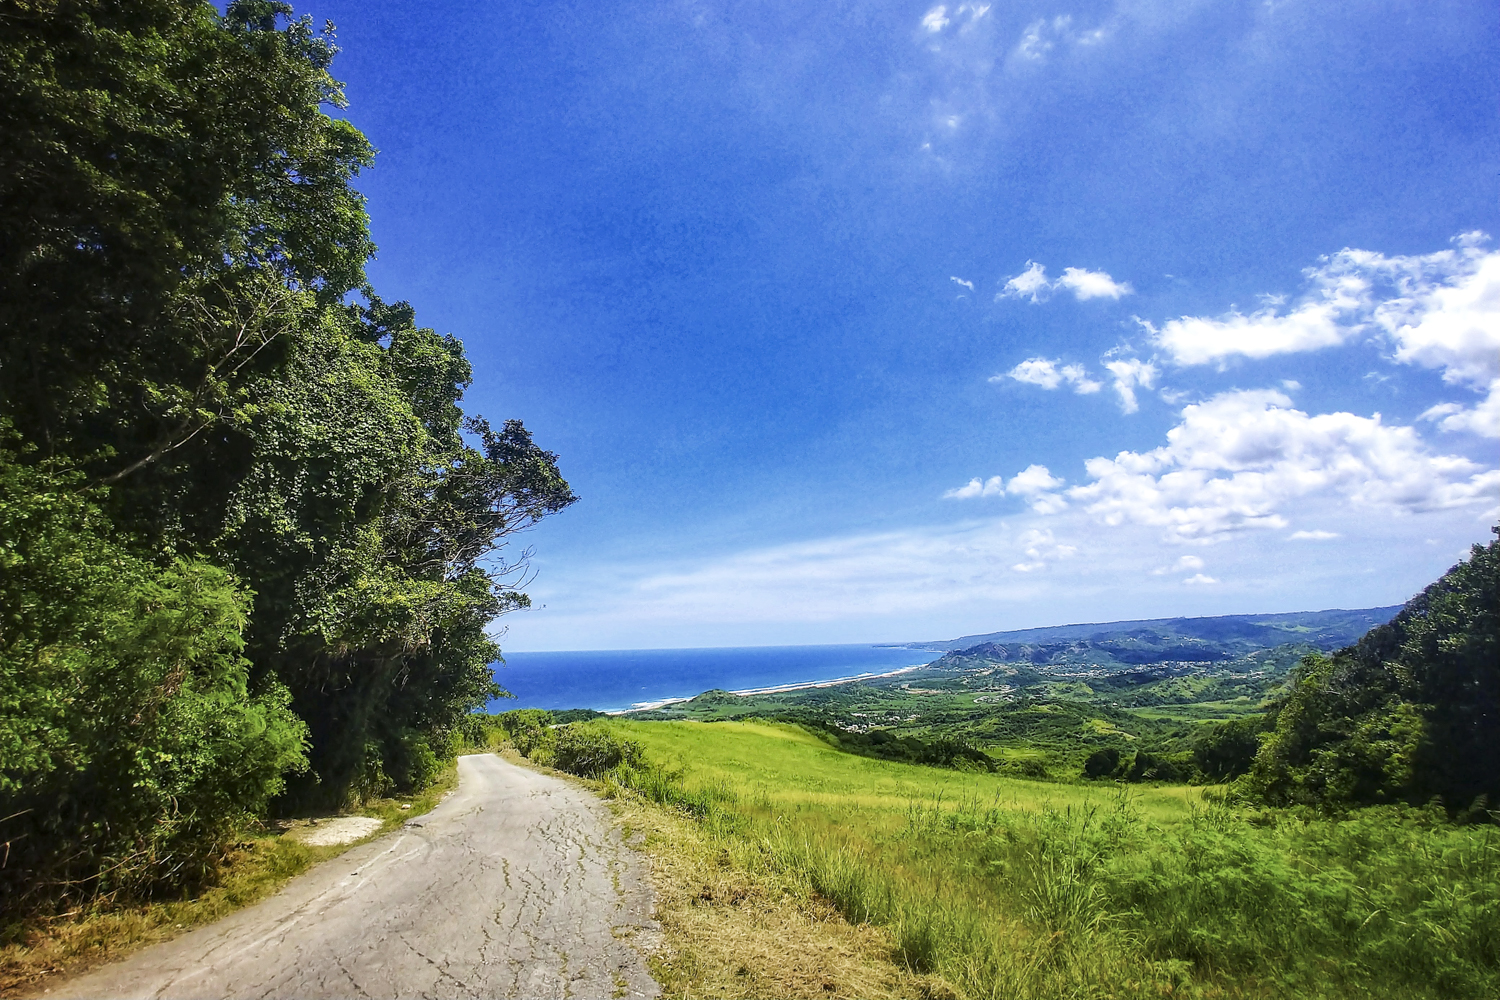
top-left (0, 0), bottom-right (574, 917)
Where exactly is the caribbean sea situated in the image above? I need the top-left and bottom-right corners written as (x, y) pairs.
top-left (485, 644), bottom-right (944, 714)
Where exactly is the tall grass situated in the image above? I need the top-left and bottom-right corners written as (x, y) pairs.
top-left (597, 721), bottom-right (1499, 1000)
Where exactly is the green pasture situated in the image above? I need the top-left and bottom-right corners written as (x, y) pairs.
top-left (610, 719), bottom-right (1201, 821)
top-left (595, 719), bottom-right (1498, 1000)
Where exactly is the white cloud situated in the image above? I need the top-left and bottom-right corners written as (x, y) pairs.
top-left (1374, 234), bottom-right (1500, 389)
top-left (1183, 573), bottom-right (1219, 586)
top-left (944, 475), bottom-right (1004, 499)
top-left (1008, 464), bottom-right (1069, 513)
top-left (997, 357), bottom-right (1102, 394)
top-left (999, 261), bottom-right (1053, 302)
top-left (999, 261), bottom-right (1133, 303)
top-left (1056, 267), bottom-right (1134, 300)
top-left (1141, 274), bottom-right (1363, 365)
top-left (945, 464), bottom-right (1067, 512)
top-left (950, 276), bottom-right (974, 291)
top-left (1016, 388), bottom-right (1500, 543)
top-left (1145, 235), bottom-right (1500, 392)
top-left (921, 2), bottom-right (988, 36)
top-left (1420, 381), bottom-right (1500, 438)
top-left (1289, 530), bottom-right (1340, 540)
top-left (1103, 358), bottom-right (1158, 414)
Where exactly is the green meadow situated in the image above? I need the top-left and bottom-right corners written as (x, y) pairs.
top-left (588, 719), bottom-right (1497, 1000)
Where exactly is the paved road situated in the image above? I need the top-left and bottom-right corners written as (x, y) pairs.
top-left (50, 754), bottom-right (661, 999)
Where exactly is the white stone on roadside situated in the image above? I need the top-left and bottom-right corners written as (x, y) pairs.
top-left (293, 816), bottom-right (385, 846)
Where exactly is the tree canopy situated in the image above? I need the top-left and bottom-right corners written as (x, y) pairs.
top-left (0, 0), bottom-right (574, 912)
top-left (1246, 528), bottom-right (1498, 814)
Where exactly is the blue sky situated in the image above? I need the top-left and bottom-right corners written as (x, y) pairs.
top-left (299, 0), bottom-right (1497, 649)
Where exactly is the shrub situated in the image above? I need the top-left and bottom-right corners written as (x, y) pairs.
top-left (1083, 748), bottom-right (1121, 779)
top-left (496, 709), bottom-right (554, 756)
top-left (548, 724), bottom-right (644, 777)
top-left (0, 453), bottom-right (308, 915)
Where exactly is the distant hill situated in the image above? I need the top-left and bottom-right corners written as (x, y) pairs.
top-left (897, 607), bottom-right (1403, 656)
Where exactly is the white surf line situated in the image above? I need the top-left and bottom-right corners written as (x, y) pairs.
top-left (613, 663), bottom-right (931, 714)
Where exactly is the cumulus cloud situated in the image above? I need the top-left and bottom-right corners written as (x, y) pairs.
top-left (999, 261), bottom-right (1133, 303)
top-left (1010, 388), bottom-right (1498, 543)
top-left (998, 357), bottom-right (1102, 394)
top-left (1373, 234), bottom-right (1500, 388)
top-left (1146, 233), bottom-right (1500, 389)
top-left (921, 6), bottom-right (950, 33)
top-left (944, 464), bottom-right (1067, 513)
top-left (1140, 266), bottom-right (1366, 365)
top-left (1183, 573), bottom-right (1219, 586)
top-left (1103, 358), bottom-right (1158, 413)
top-left (950, 276), bottom-right (974, 291)
top-left (1421, 385), bottom-right (1500, 438)
top-left (1007, 464), bottom-right (1069, 513)
top-left (1057, 267), bottom-right (1134, 300)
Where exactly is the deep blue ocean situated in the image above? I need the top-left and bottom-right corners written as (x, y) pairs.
top-left (485, 644), bottom-right (944, 713)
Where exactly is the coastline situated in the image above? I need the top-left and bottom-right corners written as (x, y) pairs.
top-left (614, 663), bottom-right (926, 714)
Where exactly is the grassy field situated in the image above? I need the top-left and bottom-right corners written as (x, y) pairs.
top-left (591, 719), bottom-right (1498, 1000)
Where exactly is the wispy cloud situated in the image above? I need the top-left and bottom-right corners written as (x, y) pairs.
top-left (509, 493), bottom-right (1487, 648)
top-left (1011, 15), bottom-right (1110, 65)
top-left (950, 275), bottom-right (974, 291)
top-left (998, 261), bottom-right (1133, 303)
top-left (921, 6), bottom-right (951, 34)
top-left (1103, 357), bottom-right (1158, 413)
top-left (997, 357), bottom-right (1102, 394)
top-left (1289, 530), bottom-right (1340, 540)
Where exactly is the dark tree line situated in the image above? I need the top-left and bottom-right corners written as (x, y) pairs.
top-left (1244, 528), bottom-right (1498, 814)
top-left (0, 0), bottom-right (574, 915)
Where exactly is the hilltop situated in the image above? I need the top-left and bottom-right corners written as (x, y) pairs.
top-left (895, 605), bottom-right (1401, 655)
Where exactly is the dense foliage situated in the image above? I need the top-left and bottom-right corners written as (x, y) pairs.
top-left (1, 0), bottom-right (572, 914)
top-left (1246, 530), bottom-right (1498, 813)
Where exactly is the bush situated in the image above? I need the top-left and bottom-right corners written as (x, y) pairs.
top-left (0, 453), bottom-right (308, 915)
top-left (547, 724), bottom-right (644, 777)
top-left (1083, 748), bottom-right (1121, 779)
top-left (496, 709), bottom-right (554, 756)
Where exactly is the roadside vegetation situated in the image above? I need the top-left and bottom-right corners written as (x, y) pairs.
top-left (1, 0), bottom-right (570, 962)
top-left (508, 718), bottom-right (1496, 1000)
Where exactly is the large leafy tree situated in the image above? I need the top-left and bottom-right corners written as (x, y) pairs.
top-left (0, 0), bottom-right (574, 909)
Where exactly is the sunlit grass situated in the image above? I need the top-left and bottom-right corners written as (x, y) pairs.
top-left (597, 719), bottom-right (1499, 1000)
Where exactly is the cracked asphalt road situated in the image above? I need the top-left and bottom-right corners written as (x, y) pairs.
top-left (50, 754), bottom-right (661, 999)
